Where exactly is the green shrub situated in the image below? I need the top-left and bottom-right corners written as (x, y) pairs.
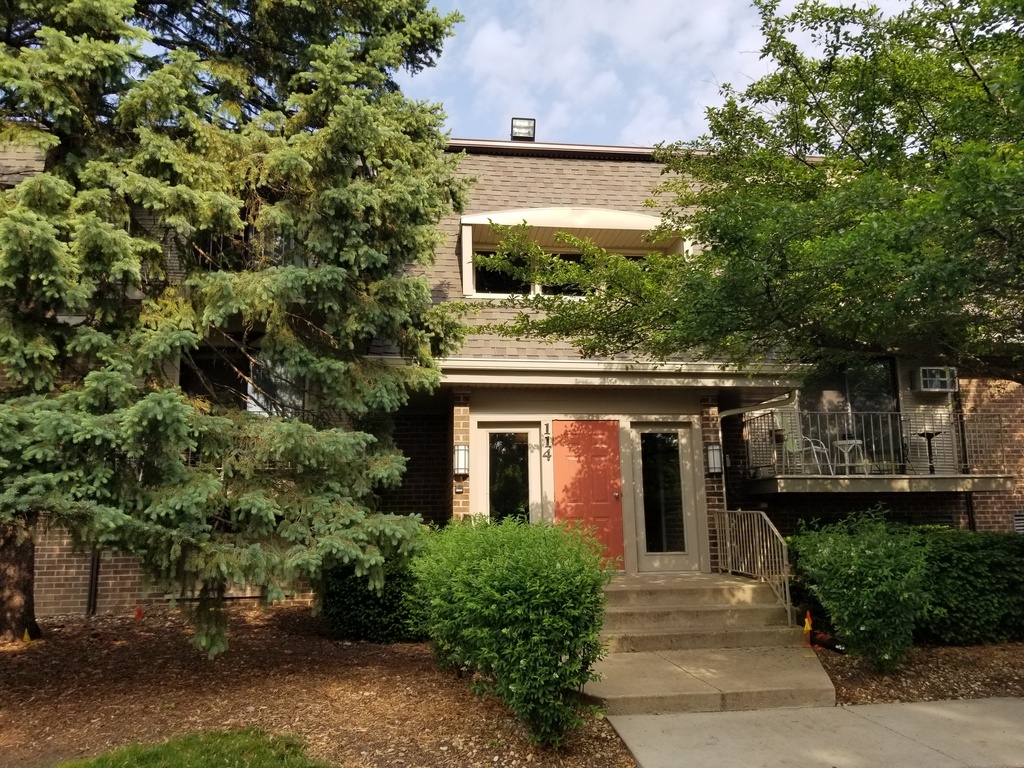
top-left (915, 528), bottom-right (1024, 645)
top-left (319, 556), bottom-right (426, 643)
top-left (790, 513), bottom-right (929, 671)
top-left (413, 518), bottom-right (610, 748)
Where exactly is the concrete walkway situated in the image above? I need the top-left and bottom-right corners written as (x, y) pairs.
top-left (587, 646), bottom-right (834, 715)
top-left (609, 697), bottom-right (1024, 768)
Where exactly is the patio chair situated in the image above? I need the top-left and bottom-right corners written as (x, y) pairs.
top-left (802, 437), bottom-right (834, 475)
top-left (782, 434), bottom-right (834, 474)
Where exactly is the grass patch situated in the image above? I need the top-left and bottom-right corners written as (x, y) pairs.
top-left (58, 729), bottom-right (334, 768)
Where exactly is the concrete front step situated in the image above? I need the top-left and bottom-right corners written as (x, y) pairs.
top-left (593, 574), bottom-right (834, 715)
top-left (584, 647), bottom-right (836, 716)
top-left (603, 604), bottom-right (789, 632)
top-left (603, 625), bottom-right (803, 653)
top-left (605, 574), bottom-right (781, 608)
top-left (602, 573), bottom-right (794, 653)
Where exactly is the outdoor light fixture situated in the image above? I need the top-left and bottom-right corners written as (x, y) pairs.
top-left (510, 117), bottom-right (536, 142)
top-left (453, 444), bottom-right (470, 476)
top-left (706, 442), bottom-right (724, 475)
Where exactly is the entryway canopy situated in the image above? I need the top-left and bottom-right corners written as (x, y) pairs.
top-left (461, 207), bottom-right (682, 252)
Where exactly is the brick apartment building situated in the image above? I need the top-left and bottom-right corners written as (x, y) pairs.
top-left (8, 137), bottom-right (1023, 615)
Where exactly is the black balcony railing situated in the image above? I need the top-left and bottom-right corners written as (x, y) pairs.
top-left (744, 410), bottom-right (1006, 477)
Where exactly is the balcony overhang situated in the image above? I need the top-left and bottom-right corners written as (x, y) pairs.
top-left (461, 207), bottom-right (680, 252)
top-left (439, 357), bottom-right (798, 388)
top-left (746, 474), bottom-right (1015, 494)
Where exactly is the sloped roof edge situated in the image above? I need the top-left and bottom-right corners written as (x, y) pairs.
top-left (447, 137), bottom-right (660, 161)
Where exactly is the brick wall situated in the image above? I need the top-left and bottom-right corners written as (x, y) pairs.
top-left (960, 378), bottom-right (1024, 532)
top-left (700, 395), bottom-right (725, 570)
top-left (32, 394), bottom-right (456, 618)
top-left (378, 411), bottom-right (452, 526)
top-left (452, 390), bottom-right (471, 519)
top-left (34, 528), bottom-right (170, 615)
top-left (721, 411), bottom-right (749, 513)
top-left (33, 526), bottom-right (315, 617)
top-left (33, 528), bottom-right (92, 615)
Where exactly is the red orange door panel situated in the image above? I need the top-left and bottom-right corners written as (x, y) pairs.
top-left (552, 420), bottom-right (624, 566)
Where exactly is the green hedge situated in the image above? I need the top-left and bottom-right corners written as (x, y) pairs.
top-left (792, 514), bottom-right (1024, 670)
top-left (790, 514), bottom-right (929, 671)
top-left (916, 528), bottom-right (1024, 645)
top-left (319, 556), bottom-right (426, 643)
top-left (413, 518), bottom-right (610, 748)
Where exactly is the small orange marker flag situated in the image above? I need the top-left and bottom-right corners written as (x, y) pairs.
top-left (803, 610), bottom-right (813, 647)
top-left (135, 604), bottom-right (143, 620)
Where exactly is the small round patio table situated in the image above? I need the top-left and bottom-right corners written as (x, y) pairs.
top-left (917, 430), bottom-right (942, 474)
top-left (832, 439), bottom-right (866, 474)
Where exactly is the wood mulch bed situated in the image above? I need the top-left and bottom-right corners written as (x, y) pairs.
top-left (815, 641), bottom-right (1024, 705)
top-left (3, 606), bottom-right (1023, 767)
top-left (0, 606), bottom-right (636, 768)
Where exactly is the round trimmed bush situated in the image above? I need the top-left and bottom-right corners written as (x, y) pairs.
top-left (413, 518), bottom-right (610, 748)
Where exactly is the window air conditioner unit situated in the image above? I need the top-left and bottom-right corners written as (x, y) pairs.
top-left (913, 367), bottom-right (958, 393)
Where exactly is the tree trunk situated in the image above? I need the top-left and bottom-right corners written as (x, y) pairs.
top-left (1, 520), bottom-right (42, 642)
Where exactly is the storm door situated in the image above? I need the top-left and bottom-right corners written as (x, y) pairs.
top-left (482, 425), bottom-right (542, 523)
top-left (632, 426), bottom-right (701, 571)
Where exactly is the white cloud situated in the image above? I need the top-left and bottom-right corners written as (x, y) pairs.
top-left (618, 87), bottom-right (691, 147)
top-left (398, 0), bottom-right (912, 145)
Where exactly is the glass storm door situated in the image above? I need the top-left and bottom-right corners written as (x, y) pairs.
top-left (633, 428), bottom-right (700, 571)
top-left (483, 426), bottom-right (541, 523)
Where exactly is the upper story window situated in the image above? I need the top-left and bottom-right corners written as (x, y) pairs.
top-left (473, 252), bottom-right (531, 295)
top-left (459, 207), bottom-right (683, 298)
top-left (473, 251), bottom-right (584, 296)
top-left (799, 360), bottom-right (899, 415)
top-left (179, 342), bottom-right (305, 418)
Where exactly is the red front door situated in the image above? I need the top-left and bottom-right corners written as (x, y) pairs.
top-left (552, 420), bottom-right (624, 566)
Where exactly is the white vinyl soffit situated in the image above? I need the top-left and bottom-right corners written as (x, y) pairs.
top-left (461, 207), bottom-right (678, 251)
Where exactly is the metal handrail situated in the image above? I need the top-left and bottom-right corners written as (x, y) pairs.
top-left (715, 509), bottom-right (793, 625)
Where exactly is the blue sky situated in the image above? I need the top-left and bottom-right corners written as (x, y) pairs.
top-left (398, 0), bottom-right (906, 147)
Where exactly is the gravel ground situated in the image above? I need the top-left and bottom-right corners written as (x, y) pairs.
top-left (2, 606), bottom-right (1022, 767)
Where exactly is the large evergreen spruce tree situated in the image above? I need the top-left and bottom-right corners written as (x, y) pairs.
top-left (0, 0), bottom-right (465, 652)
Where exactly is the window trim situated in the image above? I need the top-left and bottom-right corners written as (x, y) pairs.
top-left (474, 423), bottom-right (543, 523)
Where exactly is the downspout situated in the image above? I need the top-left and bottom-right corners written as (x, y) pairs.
top-left (85, 549), bottom-right (100, 617)
top-left (718, 390), bottom-right (798, 421)
top-left (965, 493), bottom-right (978, 533)
top-left (715, 390), bottom-right (798, 510)
top-left (953, 387), bottom-right (978, 532)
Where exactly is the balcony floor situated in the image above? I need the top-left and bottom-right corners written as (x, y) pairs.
top-left (746, 473), bottom-right (1014, 494)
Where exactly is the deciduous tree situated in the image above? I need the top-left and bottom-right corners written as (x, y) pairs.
top-left (490, 0), bottom-right (1024, 383)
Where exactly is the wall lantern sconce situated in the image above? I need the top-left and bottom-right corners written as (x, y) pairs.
top-left (510, 117), bottom-right (536, 142)
top-left (706, 442), bottom-right (724, 475)
top-left (453, 444), bottom-right (470, 477)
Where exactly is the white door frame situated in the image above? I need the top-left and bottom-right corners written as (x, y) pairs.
top-left (473, 422), bottom-right (544, 523)
top-left (626, 420), bottom-right (708, 572)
